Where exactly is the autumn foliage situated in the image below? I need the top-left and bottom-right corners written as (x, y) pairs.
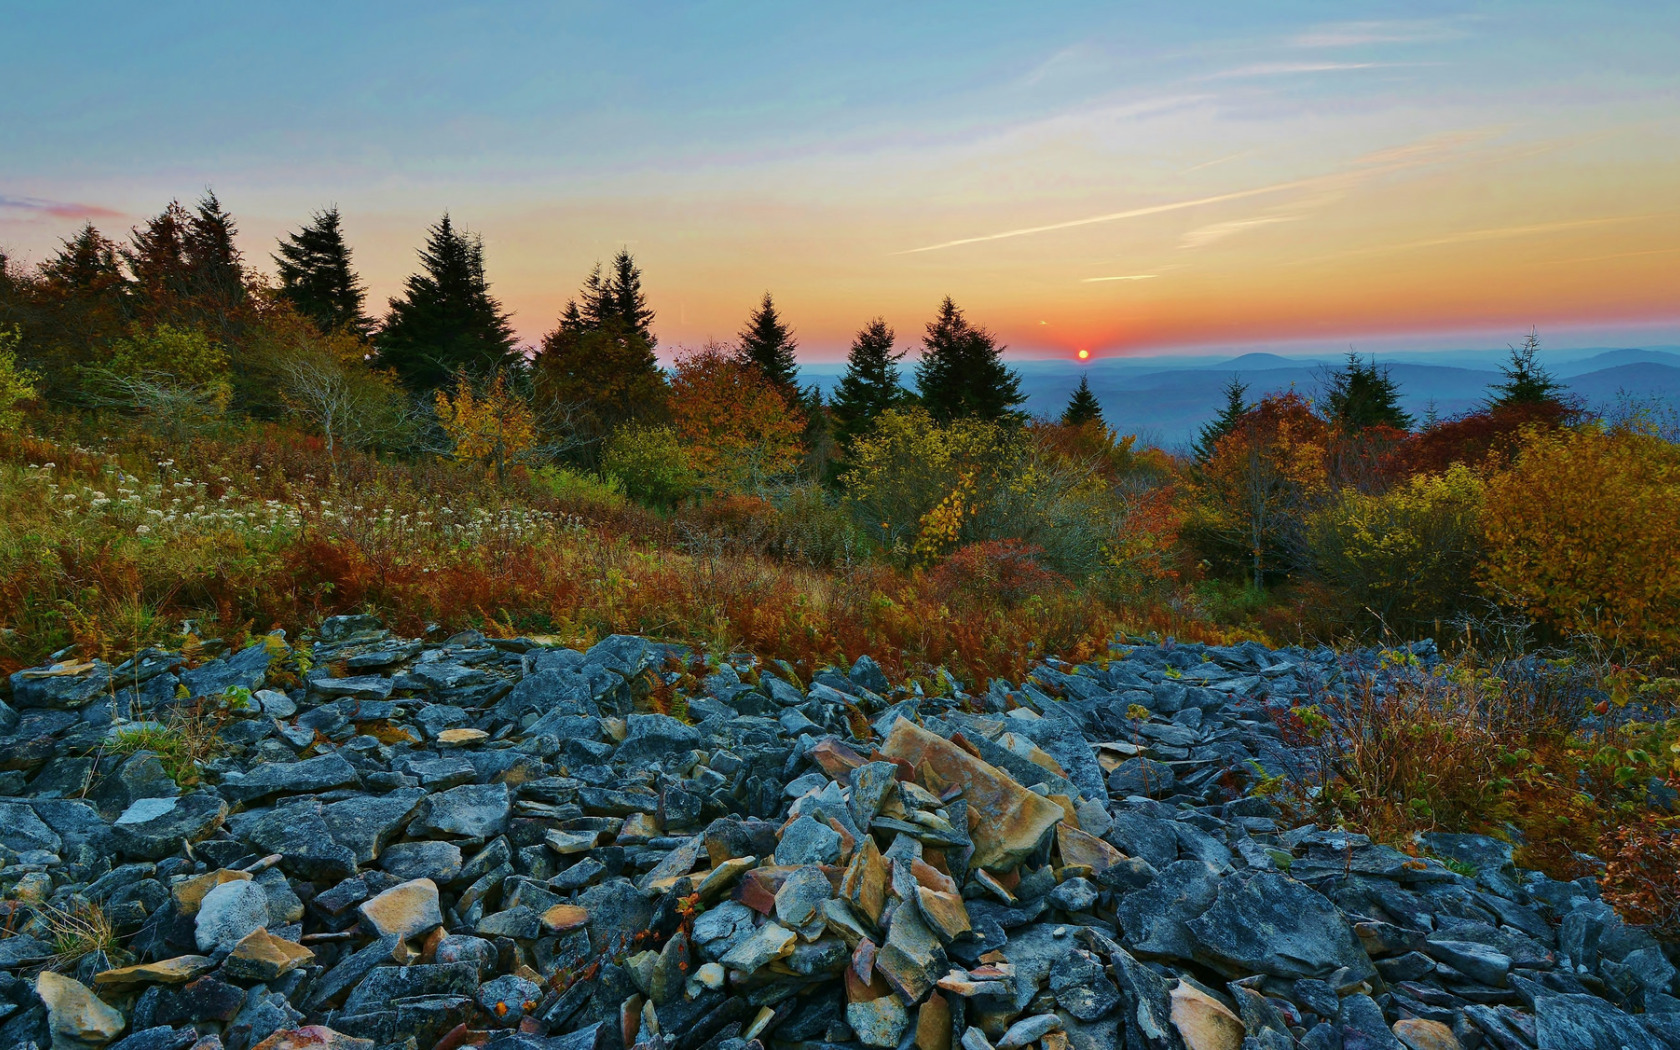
top-left (668, 343), bottom-right (805, 492)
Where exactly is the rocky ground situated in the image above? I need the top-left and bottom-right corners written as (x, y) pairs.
top-left (0, 616), bottom-right (1676, 1050)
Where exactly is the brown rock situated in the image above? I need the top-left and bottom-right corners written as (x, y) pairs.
top-left (1056, 824), bottom-right (1125, 873)
top-left (809, 738), bottom-right (867, 779)
top-left (94, 955), bottom-right (215, 988)
top-left (917, 991), bottom-right (953, 1050)
top-left (843, 838), bottom-right (888, 925)
top-left (698, 856), bottom-right (756, 904)
top-left (1169, 983), bottom-right (1245, 1050)
top-left (916, 887), bottom-right (972, 943)
top-left (224, 927), bottom-right (314, 982)
top-left (1394, 1018), bottom-right (1463, 1050)
top-left (881, 720), bottom-right (1064, 871)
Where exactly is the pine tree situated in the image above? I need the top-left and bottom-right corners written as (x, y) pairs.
top-left (1321, 351), bottom-right (1412, 432)
top-left (1193, 376), bottom-right (1250, 462)
top-left (914, 297), bottom-right (1024, 423)
top-left (274, 207), bottom-right (372, 336)
top-left (1488, 329), bottom-right (1566, 409)
top-left (830, 318), bottom-right (908, 448)
top-left (738, 292), bottom-right (800, 397)
top-left (376, 214), bottom-right (517, 391)
top-left (1061, 374), bottom-right (1103, 427)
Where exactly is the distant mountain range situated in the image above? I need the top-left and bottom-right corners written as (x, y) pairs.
top-left (803, 346), bottom-right (1680, 449)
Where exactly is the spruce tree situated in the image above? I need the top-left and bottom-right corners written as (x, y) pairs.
top-left (1321, 351), bottom-right (1412, 432)
top-left (1193, 376), bottom-right (1250, 461)
top-left (608, 249), bottom-right (655, 345)
top-left (183, 190), bottom-right (245, 308)
top-left (830, 318), bottom-right (908, 448)
top-left (124, 200), bottom-right (193, 318)
top-left (1488, 329), bottom-right (1566, 409)
top-left (738, 292), bottom-right (800, 397)
top-left (41, 223), bottom-right (123, 293)
top-left (274, 207), bottom-right (372, 336)
top-left (914, 297), bottom-right (1024, 423)
top-left (376, 214), bottom-right (517, 391)
top-left (1061, 374), bottom-right (1103, 427)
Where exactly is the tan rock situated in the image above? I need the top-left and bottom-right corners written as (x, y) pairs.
top-left (93, 955), bottom-right (215, 988)
top-left (843, 837), bottom-right (888, 925)
top-left (1056, 823), bottom-right (1125, 873)
top-left (1169, 983), bottom-right (1245, 1050)
top-left (224, 927), bottom-right (315, 982)
top-left (1394, 1018), bottom-right (1463, 1050)
top-left (357, 878), bottom-right (442, 942)
top-left (881, 720), bottom-right (1065, 871)
top-left (541, 903), bottom-right (590, 934)
top-left (251, 1028), bottom-right (375, 1050)
top-left (435, 727), bottom-right (488, 748)
top-left (916, 991), bottom-right (953, 1050)
top-left (171, 868), bottom-right (253, 917)
top-left (36, 971), bottom-right (126, 1047)
top-left (916, 886), bottom-right (972, 943)
top-left (698, 856), bottom-right (756, 903)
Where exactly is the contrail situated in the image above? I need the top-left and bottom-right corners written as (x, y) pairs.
top-left (896, 175), bottom-right (1327, 254)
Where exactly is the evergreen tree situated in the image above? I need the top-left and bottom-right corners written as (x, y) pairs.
top-left (914, 296), bottom-right (1024, 423)
top-left (274, 207), bottom-right (372, 336)
top-left (376, 214), bottom-right (517, 391)
top-left (1193, 376), bottom-right (1250, 462)
top-left (183, 190), bottom-right (245, 308)
top-left (1321, 351), bottom-right (1412, 432)
top-left (1488, 329), bottom-right (1566, 409)
top-left (738, 292), bottom-right (800, 397)
top-left (1061, 374), bottom-right (1103, 427)
top-left (124, 200), bottom-right (193, 318)
top-left (830, 318), bottom-right (908, 448)
top-left (607, 249), bottom-right (655, 345)
top-left (40, 223), bottom-right (123, 293)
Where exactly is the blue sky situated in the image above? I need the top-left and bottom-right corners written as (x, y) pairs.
top-left (5, 2), bottom-right (1678, 358)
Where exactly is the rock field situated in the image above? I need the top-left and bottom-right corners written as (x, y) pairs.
top-left (0, 614), bottom-right (1676, 1050)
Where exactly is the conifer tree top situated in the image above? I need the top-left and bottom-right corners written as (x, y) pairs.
top-left (738, 292), bottom-right (800, 394)
top-left (1320, 351), bottom-right (1412, 432)
top-left (1488, 329), bottom-right (1566, 409)
top-left (1061, 373), bottom-right (1103, 427)
top-left (915, 296), bottom-right (1024, 423)
top-left (274, 206), bottom-right (372, 336)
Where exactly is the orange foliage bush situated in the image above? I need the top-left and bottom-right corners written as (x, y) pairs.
top-left (1481, 426), bottom-right (1680, 659)
top-left (1599, 815), bottom-right (1680, 939)
top-left (1387, 401), bottom-right (1576, 478)
top-left (668, 344), bottom-right (804, 491)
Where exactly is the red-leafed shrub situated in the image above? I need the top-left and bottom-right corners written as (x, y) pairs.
top-left (1387, 401), bottom-right (1576, 478)
top-left (928, 540), bottom-right (1062, 607)
top-left (1599, 815), bottom-right (1680, 939)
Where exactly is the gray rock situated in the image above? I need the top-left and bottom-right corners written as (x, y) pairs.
top-left (774, 815), bottom-right (842, 866)
top-left (1185, 870), bottom-right (1375, 981)
top-left (195, 879), bottom-right (270, 953)
top-left (0, 800), bottom-right (62, 853)
top-left (1119, 860), bottom-right (1221, 960)
top-left (321, 788), bottom-right (427, 864)
top-left (1536, 992), bottom-right (1668, 1050)
top-left (478, 973), bottom-right (544, 1026)
top-left (218, 752), bottom-right (361, 804)
top-left (775, 865), bottom-right (834, 929)
top-left (1107, 757), bottom-right (1177, 798)
top-left (410, 782), bottom-right (511, 840)
top-left (380, 840), bottom-right (464, 882)
top-left (112, 792), bottom-right (227, 860)
top-left (1050, 949), bottom-right (1120, 1020)
top-left (9, 660), bottom-right (112, 709)
top-left (1047, 877), bottom-right (1099, 913)
top-left (1336, 993), bottom-right (1401, 1049)
top-left (615, 713), bottom-right (701, 765)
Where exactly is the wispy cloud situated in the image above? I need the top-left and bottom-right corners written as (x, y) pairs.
top-left (0, 195), bottom-right (123, 220)
top-left (1179, 150), bottom-right (1258, 175)
top-left (1292, 216), bottom-right (1660, 268)
top-left (898, 130), bottom-right (1483, 255)
top-left (1292, 19), bottom-right (1459, 49)
top-left (1081, 274), bottom-right (1157, 282)
top-left (1180, 214), bottom-right (1299, 249)
top-left (1203, 61), bottom-right (1384, 80)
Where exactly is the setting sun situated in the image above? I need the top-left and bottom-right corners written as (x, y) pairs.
top-left (1077, 349), bottom-right (1090, 360)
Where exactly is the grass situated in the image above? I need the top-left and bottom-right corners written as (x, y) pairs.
top-left (103, 700), bottom-right (232, 787)
top-left (36, 900), bottom-right (122, 972)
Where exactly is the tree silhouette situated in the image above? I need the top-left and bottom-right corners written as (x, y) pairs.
top-left (738, 292), bottom-right (800, 397)
top-left (274, 207), bottom-right (372, 336)
top-left (1194, 376), bottom-right (1249, 462)
top-left (830, 317), bottom-right (908, 448)
top-left (376, 214), bottom-right (517, 391)
top-left (1320, 352), bottom-right (1412, 433)
top-left (1061, 374), bottom-right (1103, 427)
top-left (1488, 329), bottom-right (1566, 410)
top-left (915, 297), bottom-right (1024, 423)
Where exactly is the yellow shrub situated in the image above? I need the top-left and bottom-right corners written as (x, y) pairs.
top-left (1306, 464), bottom-right (1484, 636)
top-left (1482, 426), bottom-right (1680, 657)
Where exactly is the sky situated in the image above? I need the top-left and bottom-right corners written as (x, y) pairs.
top-left (3, 1), bottom-right (1678, 362)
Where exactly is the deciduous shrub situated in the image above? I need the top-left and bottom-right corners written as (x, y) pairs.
top-left (928, 540), bottom-right (1061, 607)
top-left (1305, 463), bottom-right (1485, 637)
top-left (1481, 426), bottom-right (1680, 659)
top-left (668, 343), bottom-right (804, 492)
top-left (602, 424), bottom-right (697, 509)
top-left (1599, 816), bottom-right (1680, 939)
